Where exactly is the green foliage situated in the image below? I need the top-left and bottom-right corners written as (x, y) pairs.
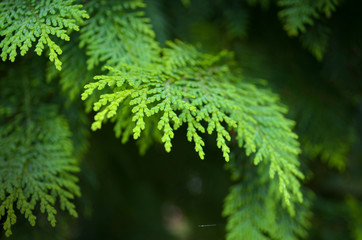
top-left (46, 0), bottom-right (161, 106)
top-left (224, 7), bottom-right (249, 39)
top-left (299, 23), bottom-right (330, 61)
top-left (223, 156), bottom-right (311, 240)
top-left (82, 40), bottom-right (304, 217)
top-left (277, 0), bottom-right (338, 36)
top-left (46, 33), bottom-right (92, 101)
top-left (346, 196), bottom-right (362, 240)
top-left (144, 0), bottom-right (169, 44)
top-left (0, 0), bottom-right (89, 70)
top-left (277, 0), bottom-right (339, 59)
top-left (79, 0), bottom-right (159, 70)
top-left (244, 0), bottom-right (338, 59)
top-left (1, 0), bottom-right (308, 238)
top-left (226, 5), bottom-right (354, 172)
top-left (278, 0), bottom-right (318, 37)
top-left (0, 68), bottom-right (80, 237)
top-left (1, 0), bottom-right (361, 239)
top-left (246, 0), bottom-right (271, 9)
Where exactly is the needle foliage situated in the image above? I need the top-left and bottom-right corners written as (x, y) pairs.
top-left (0, 0), bottom-right (361, 239)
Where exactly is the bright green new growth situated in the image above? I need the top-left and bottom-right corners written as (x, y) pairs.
top-left (1, 0), bottom-right (310, 238)
top-left (0, 0), bottom-right (89, 70)
top-left (46, 0), bottom-right (159, 103)
top-left (78, 3), bottom-right (308, 237)
top-left (82, 40), bottom-right (304, 213)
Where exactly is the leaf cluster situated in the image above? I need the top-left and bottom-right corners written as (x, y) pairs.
top-left (223, 156), bottom-right (312, 240)
top-left (0, 0), bottom-right (316, 239)
top-left (227, 0), bottom-right (339, 59)
top-left (82, 40), bottom-right (305, 215)
top-left (0, 64), bottom-right (80, 236)
top-left (277, 0), bottom-right (339, 60)
top-left (0, 0), bottom-right (89, 70)
top-left (79, 0), bottom-right (159, 70)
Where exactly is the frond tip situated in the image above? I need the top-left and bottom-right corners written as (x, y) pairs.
top-left (0, 0), bottom-right (89, 70)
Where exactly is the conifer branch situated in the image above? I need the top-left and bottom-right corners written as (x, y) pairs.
top-left (0, 69), bottom-right (80, 237)
top-left (82, 41), bottom-right (305, 213)
top-left (0, 0), bottom-right (89, 70)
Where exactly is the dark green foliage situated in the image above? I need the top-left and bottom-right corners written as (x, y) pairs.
top-left (299, 23), bottom-right (330, 61)
top-left (0, 66), bottom-right (80, 237)
top-left (346, 197), bottom-right (362, 240)
top-left (0, 0), bottom-right (361, 239)
top-left (278, 0), bottom-right (338, 36)
top-left (46, 33), bottom-right (92, 101)
top-left (79, 0), bottom-right (158, 69)
top-left (277, 0), bottom-right (339, 59)
top-left (223, 156), bottom-right (312, 240)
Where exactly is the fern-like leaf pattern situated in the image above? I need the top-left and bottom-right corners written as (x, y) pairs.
top-left (0, 0), bottom-right (89, 70)
top-left (0, 68), bottom-right (80, 237)
top-left (82, 41), bottom-right (304, 213)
